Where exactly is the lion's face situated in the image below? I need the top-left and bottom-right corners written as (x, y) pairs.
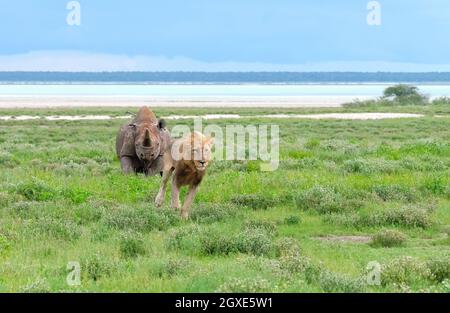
top-left (191, 140), bottom-right (213, 171)
top-left (133, 123), bottom-right (161, 162)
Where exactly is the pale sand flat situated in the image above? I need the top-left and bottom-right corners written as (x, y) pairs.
top-left (0, 95), bottom-right (373, 108)
top-left (0, 113), bottom-right (427, 121)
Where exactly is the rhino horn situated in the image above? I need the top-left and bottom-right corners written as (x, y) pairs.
top-left (143, 128), bottom-right (152, 147)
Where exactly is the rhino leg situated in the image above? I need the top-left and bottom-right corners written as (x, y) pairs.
top-left (145, 156), bottom-right (164, 176)
top-left (120, 156), bottom-right (136, 174)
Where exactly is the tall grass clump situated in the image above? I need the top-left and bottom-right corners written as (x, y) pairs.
top-left (370, 229), bottom-right (407, 248)
top-left (119, 232), bottom-right (146, 258)
top-left (15, 179), bottom-right (58, 201)
top-left (295, 185), bottom-right (360, 214)
top-left (190, 203), bottom-right (239, 223)
top-left (231, 194), bottom-right (278, 210)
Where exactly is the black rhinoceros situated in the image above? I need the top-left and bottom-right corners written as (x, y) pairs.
top-left (116, 106), bottom-right (171, 176)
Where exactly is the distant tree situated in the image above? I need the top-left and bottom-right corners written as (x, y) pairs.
top-left (382, 84), bottom-right (429, 105)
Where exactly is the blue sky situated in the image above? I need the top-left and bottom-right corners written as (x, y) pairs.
top-left (0, 0), bottom-right (449, 71)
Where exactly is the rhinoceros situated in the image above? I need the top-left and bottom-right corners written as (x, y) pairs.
top-left (116, 107), bottom-right (171, 176)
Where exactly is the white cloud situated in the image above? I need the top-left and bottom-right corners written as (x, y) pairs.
top-left (1, 50), bottom-right (450, 72)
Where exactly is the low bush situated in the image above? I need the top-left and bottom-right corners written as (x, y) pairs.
top-left (27, 217), bottom-right (82, 241)
top-left (381, 256), bottom-right (430, 286)
top-left (119, 232), bottom-right (146, 258)
top-left (343, 158), bottom-right (398, 174)
top-left (236, 228), bottom-right (273, 256)
top-left (244, 220), bottom-right (278, 236)
top-left (165, 225), bottom-right (202, 253)
top-left (372, 184), bottom-right (417, 202)
top-left (103, 205), bottom-right (178, 233)
top-left (426, 256), bottom-right (450, 282)
top-left (15, 179), bottom-right (58, 201)
top-left (324, 205), bottom-right (433, 229)
top-left (370, 229), bottom-right (407, 248)
top-left (317, 270), bottom-right (366, 293)
top-left (274, 237), bottom-right (301, 258)
top-left (295, 185), bottom-right (360, 214)
top-left (284, 215), bottom-right (301, 225)
top-left (155, 258), bottom-right (191, 278)
top-left (82, 253), bottom-right (117, 281)
top-left (190, 203), bottom-right (239, 223)
top-left (200, 229), bottom-right (238, 256)
top-left (230, 194), bottom-right (277, 210)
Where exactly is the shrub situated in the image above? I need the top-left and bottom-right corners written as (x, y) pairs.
top-left (372, 184), bottom-right (416, 202)
top-left (190, 203), bottom-right (238, 223)
top-left (103, 205), bottom-right (148, 232)
top-left (199, 229), bottom-right (237, 256)
top-left (324, 205), bottom-right (433, 229)
top-left (216, 277), bottom-right (271, 293)
top-left (73, 202), bottom-right (104, 225)
top-left (370, 229), bottom-right (407, 248)
top-left (317, 270), bottom-right (366, 293)
top-left (165, 225), bottom-right (202, 252)
top-left (28, 217), bottom-right (82, 241)
top-left (422, 176), bottom-right (448, 196)
top-left (236, 228), bottom-right (273, 256)
top-left (426, 257), bottom-right (450, 282)
top-left (15, 179), bottom-right (58, 201)
top-left (82, 253), bottom-right (116, 281)
top-left (342, 98), bottom-right (392, 108)
top-left (90, 225), bottom-right (112, 242)
top-left (244, 220), bottom-right (278, 236)
top-left (60, 187), bottom-right (91, 204)
top-left (0, 151), bottom-right (17, 167)
top-left (230, 194), bottom-right (277, 210)
top-left (381, 256), bottom-right (430, 286)
top-left (295, 186), bottom-right (358, 214)
top-left (9, 201), bottom-right (37, 218)
top-left (103, 205), bottom-right (178, 233)
top-left (343, 158), bottom-right (398, 174)
top-left (274, 237), bottom-right (301, 258)
top-left (432, 96), bottom-right (450, 106)
top-left (155, 258), bottom-right (191, 278)
top-left (119, 232), bottom-right (146, 258)
top-left (374, 206), bottom-right (432, 228)
top-left (284, 215), bottom-right (301, 225)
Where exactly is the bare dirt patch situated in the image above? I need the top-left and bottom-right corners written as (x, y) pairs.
top-left (314, 235), bottom-right (372, 244)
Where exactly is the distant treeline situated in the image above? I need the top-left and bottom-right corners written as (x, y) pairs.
top-left (2, 72), bottom-right (450, 83)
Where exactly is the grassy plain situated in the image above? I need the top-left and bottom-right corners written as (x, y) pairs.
top-left (0, 105), bottom-right (449, 292)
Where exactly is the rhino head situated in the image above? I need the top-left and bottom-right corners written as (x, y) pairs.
top-left (131, 119), bottom-right (166, 163)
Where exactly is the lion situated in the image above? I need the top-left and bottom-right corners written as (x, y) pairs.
top-left (116, 106), bottom-right (170, 176)
top-left (155, 131), bottom-right (214, 219)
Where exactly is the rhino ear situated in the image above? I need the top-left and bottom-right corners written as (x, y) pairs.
top-left (143, 128), bottom-right (152, 147)
top-left (158, 119), bottom-right (166, 130)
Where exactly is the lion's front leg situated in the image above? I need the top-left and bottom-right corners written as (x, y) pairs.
top-left (181, 185), bottom-right (198, 220)
top-left (171, 177), bottom-right (181, 210)
top-left (155, 168), bottom-right (173, 207)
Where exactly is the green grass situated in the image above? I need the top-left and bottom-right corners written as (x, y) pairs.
top-left (0, 106), bottom-right (449, 293)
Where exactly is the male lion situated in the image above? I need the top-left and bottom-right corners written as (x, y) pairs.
top-left (155, 131), bottom-right (214, 219)
top-left (116, 106), bottom-right (170, 176)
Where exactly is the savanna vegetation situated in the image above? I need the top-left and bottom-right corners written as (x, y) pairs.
top-left (0, 105), bottom-right (449, 292)
top-left (343, 84), bottom-right (450, 108)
